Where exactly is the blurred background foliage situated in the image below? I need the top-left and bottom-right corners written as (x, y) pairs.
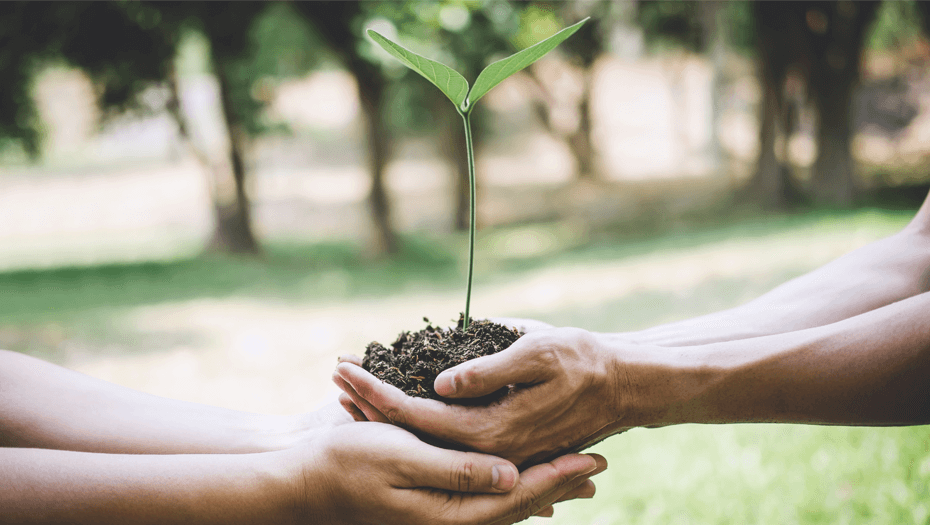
top-left (1, 1), bottom-right (930, 523)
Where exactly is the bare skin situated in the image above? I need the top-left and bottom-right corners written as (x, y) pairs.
top-left (335, 191), bottom-right (930, 467)
top-left (0, 350), bottom-right (606, 524)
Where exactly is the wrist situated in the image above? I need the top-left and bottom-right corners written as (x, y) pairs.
top-left (246, 403), bottom-right (352, 453)
top-left (596, 333), bottom-right (719, 428)
top-left (235, 414), bottom-right (314, 453)
top-left (249, 449), bottom-right (313, 525)
top-left (278, 431), bottom-right (344, 525)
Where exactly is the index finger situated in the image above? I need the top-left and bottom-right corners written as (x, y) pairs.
top-left (412, 453), bottom-right (607, 525)
top-left (334, 362), bottom-right (481, 446)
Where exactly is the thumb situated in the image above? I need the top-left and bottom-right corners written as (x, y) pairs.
top-left (398, 445), bottom-right (520, 494)
top-left (434, 334), bottom-right (554, 398)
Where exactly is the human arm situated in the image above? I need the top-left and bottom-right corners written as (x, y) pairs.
top-left (0, 349), bottom-right (332, 454)
top-left (0, 351), bottom-right (606, 524)
top-left (335, 291), bottom-right (930, 465)
top-left (622, 211), bottom-right (930, 346)
top-left (1, 421), bottom-right (605, 525)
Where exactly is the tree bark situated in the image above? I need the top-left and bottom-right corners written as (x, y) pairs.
top-left (355, 70), bottom-right (397, 255)
top-left (568, 75), bottom-right (595, 178)
top-left (699, 0), bottom-right (725, 169)
top-left (745, 1), bottom-right (805, 209)
top-left (210, 62), bottom-right (260, 254)
top-left (806, 1), bottom-right (879, 206)
top-left (292, 2), bottom-right (397, 256)
top-left (810, 75), bottom-right (858, 205)
top-left (919, 2), bottom-right (930, 36)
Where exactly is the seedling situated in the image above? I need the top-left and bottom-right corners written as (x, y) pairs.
top-left (368, 18), bottom-right (587, 330)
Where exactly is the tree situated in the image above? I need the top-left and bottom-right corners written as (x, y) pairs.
top-left (745, 1), bottom-right (809, 209)
top-left (292, 2), bottom-right (398, 255)
top-left (0, 2), bottom-right (274, 255)
top-left (522, 0), bottom-right (620, 181)
top-left (747, 1), bottom-right (879, 208)
top-left (805, 1), bottom-right (880, 206)
top-left (0, 3), bottom-right (174, 156)
top-left (167, 3), bottom-right (270, 254)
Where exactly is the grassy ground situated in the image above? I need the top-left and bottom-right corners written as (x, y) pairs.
top-left (2, 205), bottom-right (928, 524)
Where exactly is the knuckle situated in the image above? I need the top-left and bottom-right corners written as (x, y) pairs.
top-left (459, 366), bottom-right (481, 390)
top-left (384, 404), bottom-right (408, 427)
top-left (353, 377), bottom-right (375, 399)
top-left (522, 334), bottom-right (559, 366)
top-left (451, 460), bottom-right (477, 492)
top-left (535, 347), bottom-right (559, 368)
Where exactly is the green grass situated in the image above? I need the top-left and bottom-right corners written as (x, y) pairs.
top-left (0, 205), bottom-right (914, 324)
top-left (2, 204), bottom-right (928, 524)
top-left (553, 424), bottom-right (930, 525)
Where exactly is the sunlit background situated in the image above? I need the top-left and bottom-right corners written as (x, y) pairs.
top-left (2, 1), bottom-right (929, 523)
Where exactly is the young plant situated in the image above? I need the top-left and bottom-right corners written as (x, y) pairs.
top-left (368, 18), bottom-right (587, 330)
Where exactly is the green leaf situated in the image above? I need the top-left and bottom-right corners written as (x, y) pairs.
top-left (367, 29), bottom-right (470, 110)
top-left (468, 18), bottom-right (588, 107)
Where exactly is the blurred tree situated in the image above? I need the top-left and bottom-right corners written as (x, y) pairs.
top-left (916, 2), bottom-right (930, 48)
top-left (0, 2), bottom-right (174, 156)
top-left (528, 0), bottom-right (616, 180)
top-left (637, 1), bottom-right (753, 179)
top-left (697, 0), bottom-right (725, 169)
top-left (744, 1), bottom-right (809, 209)
top-left (162, 3), bottom-right (270, 255)
top-left (806, 1), bottom-right (881, 206)
top-left (292, 1), bottom-right (398, 255)
top-left (0, 2), bottom-right (276, 255)
top-left (868, 0), bottom-right (925, 51)
top-left (747, 1), bottom-right (879, 208)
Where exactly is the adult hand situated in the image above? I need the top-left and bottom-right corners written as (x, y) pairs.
top-left (294, 422), bottom-right (607, 525)
top-left (334, 324), bottom-right (630, 466)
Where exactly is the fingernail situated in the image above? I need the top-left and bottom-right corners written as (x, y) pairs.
top-left (436, 370), bottom-right (458, 395)
top-left (492, 464), bottom-right (517, 491)
top-left (578, 457), bottom-right (598, 476)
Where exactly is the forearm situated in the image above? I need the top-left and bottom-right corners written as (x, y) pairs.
top-left (0, 350), bottom-right (329, 454)
top-left (619, 225), bottom-right (930, 347)
top-left (0, 447), bottom-right (296, 524)
top-left (615, 291), bottom-right (930, 427)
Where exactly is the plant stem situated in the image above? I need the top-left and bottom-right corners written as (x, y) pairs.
top-left (461, 109), bottom-right (476, 331)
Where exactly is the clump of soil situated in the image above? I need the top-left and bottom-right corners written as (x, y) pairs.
top-left (363, 315), bottom-right (523, 402)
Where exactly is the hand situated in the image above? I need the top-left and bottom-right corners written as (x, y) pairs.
top-left (334, 325), bottom-right (628, 466)
top-left (293, 422), bottom-right (607, 525)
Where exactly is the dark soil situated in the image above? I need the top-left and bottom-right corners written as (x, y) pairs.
top-left (363, 315), bottom-right (523, 402)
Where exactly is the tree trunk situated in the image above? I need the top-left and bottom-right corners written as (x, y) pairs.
top-left (291, 1), bottom-right (397, 256)
top-left (207, 62), bottom-right (260, 254)
top-left (917, 2), bottom-right (930, 44)
top-left (355, 71), bottom-right (397, 255)
top-left (699, 0), bottom-right (725, 169)
top-left (568, 75), bottom-right (595, 179)
top-left (745, 1), bottom-right (804, 209)
top-left (810, 79), bottom-right (857, 205)
top-left (806, 1), bottom-right (879, 206)
top-left (751, 68), bottom-right (796, 209)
